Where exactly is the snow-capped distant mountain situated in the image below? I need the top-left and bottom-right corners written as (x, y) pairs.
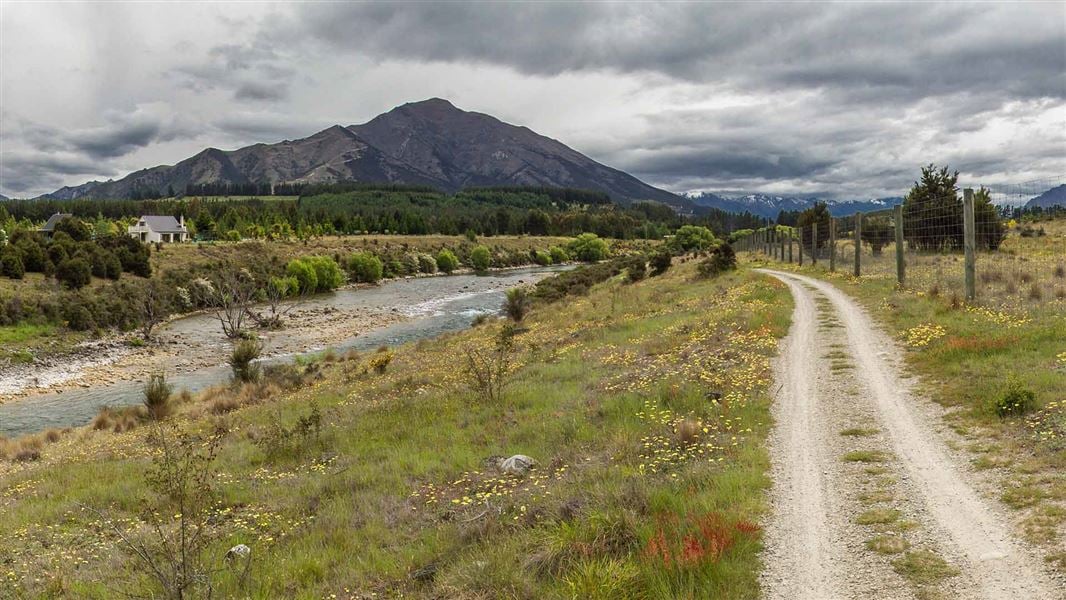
top-left (686, 192), bottom-right (903, 218)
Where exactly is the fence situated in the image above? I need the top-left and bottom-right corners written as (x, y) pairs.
top-left (734, 183), bottom-right (1066, 306)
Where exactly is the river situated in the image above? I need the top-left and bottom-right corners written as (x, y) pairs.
top-left (0, 265), bottom-right (568, 438)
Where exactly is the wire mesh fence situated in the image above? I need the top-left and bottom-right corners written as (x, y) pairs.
top-left (735, 179), bottom-right (1066, 306)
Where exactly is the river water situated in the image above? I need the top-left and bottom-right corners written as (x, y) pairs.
top-left (0, 266), bottom-right (568, 438)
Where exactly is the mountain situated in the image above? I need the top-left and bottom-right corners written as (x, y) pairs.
top-left (0, 194), bottom-right (8, 201)
top-left (41, 98), bottom-right (685, 208)
top-left (687, 192), bottom-right (903, 218)
top-left (1026, 184), bottom-right (1066, 208)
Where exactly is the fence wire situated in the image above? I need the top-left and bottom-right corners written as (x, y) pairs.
top-left (735, 178), bottom-right (1066, 306)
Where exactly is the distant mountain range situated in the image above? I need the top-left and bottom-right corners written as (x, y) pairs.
top-left (685, 192), bottom-right (904, 219)
top-left (39, 98), bottom-right (685, 208)
top-left (1026, 184), bottom-right (1066, 208)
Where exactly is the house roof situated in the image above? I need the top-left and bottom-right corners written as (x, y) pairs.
top-left (40, 213), bottom-right (73, 231)
top-left (137, 215), bottom-right (185, 232)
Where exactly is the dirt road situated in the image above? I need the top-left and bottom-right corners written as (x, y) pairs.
top-left (758, 269), bottom-right (1059, 600)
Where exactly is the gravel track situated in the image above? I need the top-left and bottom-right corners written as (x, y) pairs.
top-left (758, 269), bottom-right (1059, 600)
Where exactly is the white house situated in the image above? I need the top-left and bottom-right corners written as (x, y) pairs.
top-left (128, 215), bottom-right (188, 243)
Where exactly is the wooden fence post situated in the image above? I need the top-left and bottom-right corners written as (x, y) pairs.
top-left (788, 230), bottom-right (793, 263)
top-left (853, 213), bottom-right (862, 277)
top-left (780, 229), bottom-right (786, 262)
top-left (894, 204), bottom-right (905, 287)
top-left (798, 226), bottom-right (804, 266)
top-left (829, 219), bottom-right (836, 272)
top-left (812, 224), bottom-right (818, 265)
top-left (963, 188), bottom-right (976, 301)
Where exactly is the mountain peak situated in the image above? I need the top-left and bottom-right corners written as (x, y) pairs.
top-left (40, 99), bottom-right (684, 207)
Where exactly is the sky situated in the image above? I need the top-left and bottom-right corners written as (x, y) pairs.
top-left (1, 1), bottom-right (1063, 200)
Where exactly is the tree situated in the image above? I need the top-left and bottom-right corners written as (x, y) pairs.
top-left (470, 245), bottom-right (492, 271)
top-left (903, 164), bottom-right (961, 251)
top-left (251, 275), bottom-right (300, 329)
top-left (194, 269), bottom-right (256, 338)
top-left (436, 249), bottom-right (459, 273)
top-left (347, 252), bottom-right (384, 283)
top-left (861, 217), bottom-right (893, 256)
top-left (306, 256), bottom-right (344, 291)
top-left (57, 257), bottom-right (92, 289)
top-left (567, 233), bottom-right (608, 262)
top-left (797, 202), bottom-right (831, 250)
top-left (138, 280), bottom-right (172, 340)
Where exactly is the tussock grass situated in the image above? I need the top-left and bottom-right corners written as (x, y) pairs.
top-left (855, 508), bottom-right (901, 525)
top-left (892, 550), bottom-right (959, 585)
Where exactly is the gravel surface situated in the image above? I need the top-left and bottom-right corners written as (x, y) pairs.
top-left (759, 269), bottom-right (1060, 600)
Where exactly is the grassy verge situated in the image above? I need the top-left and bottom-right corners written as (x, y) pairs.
top-left (746, 247), bottom-right (1066, 573)
top-left (0, 260), bottom-right (790, 598)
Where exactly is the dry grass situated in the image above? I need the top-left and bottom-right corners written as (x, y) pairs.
top-left (866, 534), bottom-right (909, 554)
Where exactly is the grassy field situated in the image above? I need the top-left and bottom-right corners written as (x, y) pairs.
top-left (744, 224), bottom-right (1066, 573)
top-left (0, 259), bottom-right (791, 598)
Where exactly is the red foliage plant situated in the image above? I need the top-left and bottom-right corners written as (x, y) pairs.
top-left (643, 512), bottom-right (761, 568)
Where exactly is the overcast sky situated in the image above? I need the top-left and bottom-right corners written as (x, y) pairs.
top-left (1, 2), bottom-right (1063, 199)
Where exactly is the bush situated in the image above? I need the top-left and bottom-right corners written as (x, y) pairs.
top-left (549, 246), bottom-right (570, 263)
top-left (622, 255), bottom-right (646, 283)
top-left (696, 243), bottom-right (737, 278)
top-left (63, 303), bottom-right (95, 331)
top-left (470, 245), bottom-right (492, 271)
top-left (57, 257), bottom-right (92, 289)
top-left (1, 251), bottom-right (24, 279)
top-left (229, 339), bottom-right (263, 383)
top-left (995, 377), bottom-right (1036, 418)
top-left (347, 252), bottom-right (384, 283)
top-left (143, 372), bottom-right (173, 420)
top-left (307, 256), bottom-right (344, 291)
top-left (533, 250), bottom-right (553, 266)
top-left (650, 248), bottom-right (672, 276)
top-left (369, 348), bottom-right (393, 374)
top-left (286, 259), bottom-right (318, 294)
top-left (436, 250), bottom-right (460, 273)
top-left (669, 225), bottom-right (716, 253)
top-left (417, 253), bottom-right (438, 274)
top-left (568, 233), bottom-right (609, 262)
top-left (504, 287), bottom-right (531, 322)
top-left (533, 258), bottom-right (627, 303)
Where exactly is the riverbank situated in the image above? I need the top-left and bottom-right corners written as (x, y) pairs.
top-left (0, 264), bottom-right (562, 404)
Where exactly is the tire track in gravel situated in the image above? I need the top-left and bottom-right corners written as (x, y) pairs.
top-left (759, 269), bottom-right (1059, 600)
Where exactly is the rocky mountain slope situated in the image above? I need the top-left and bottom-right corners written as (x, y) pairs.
top-left (41, 99), bottom-right (684, 207)
top-left (1025, 184), bottom-right (1066, 208)
top-left (686, 192), bottom-right (904, 218)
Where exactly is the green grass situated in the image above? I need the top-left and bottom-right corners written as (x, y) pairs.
top-left (0, 262), bottom-right (793, 598)
top-left (855, 508), bottom-right (901, 525)
top-left (0, 322), bottom-right (55, 345)
top-left (892, 550), bottom-right (959, 586)
top-left (842, 450), bottom-right (890, 463)
top-left (840, 427), bottom-right (879, 437)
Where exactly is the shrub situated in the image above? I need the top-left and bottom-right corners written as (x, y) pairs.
top-left (622, 255), bottom-right (646, 283)
top-left (307, 256), bottom-right (344, 291)
top-left (568, 233), bottom-right (609, 262)
top-left (533, 250), bottom-right (553, 266)
top-left (255, 402), bottom-right (324, 462)
top-left (995, 377), bottom-right (1036, 418)
top-left (549, 246), bottom-right (570, 264)
top-left (669, 225), bottom-right (716, 253)
top-left (532, 259), bottom-right (627, 303)
top-left (650, 248), bottom-right (672, 276)
top-left (696, 243), bottom-right (737, 278)
top-left (57, 257), bottom-right (92, 289)
top-left (63, 303), bottom-right (95, 331)
top-left (229, 339), bottom-right (263, 383)
top-left (143, 372), bottom-right (172, 420)
top-left (436, 249), bottom-right (460, 273)
top-left (285, 259), bottom-right (318, 293)
top-left (347, 252), bottom-right (384, 283)
top-left (1, 251), bottom-right (24, 279)
top-left (370, 348), bottom-right (393, 374)
top-left (463, 326), bottom-right (516, 403)
top-left (417, 253), bottom-right (438, 274)
top-left (470, 245), bottom-right (492, 271)
top-left (504, 287), bottom-right (531, 322)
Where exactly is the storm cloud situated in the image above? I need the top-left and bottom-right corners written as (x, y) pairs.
top-left (1, 1), bottom-right (1063, 199)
